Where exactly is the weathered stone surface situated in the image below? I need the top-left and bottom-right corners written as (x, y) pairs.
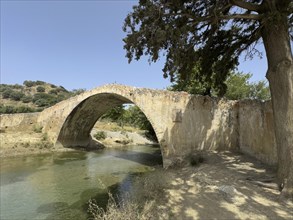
top-left (0, 84), bottom-right (277, 166)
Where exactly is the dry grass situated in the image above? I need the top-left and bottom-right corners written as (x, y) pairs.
top-left (88, 169), bottom-right (171, 220)
top-left (88, 194), bottom-right (155, 220)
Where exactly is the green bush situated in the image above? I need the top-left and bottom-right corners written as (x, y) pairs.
top-left (11, 84), bottom-right (22, 89)
top-left (0, 104), bottom-right (36, 114)
top-left (33, 93), bottom-right (58, 107)
top-left (34, 99), bottom-right (49, 107)
top-left (94, 131), bottom-right (106, 140)
top-left (21, 95), bottom-right (33, 103)
top-left (48, 89), bottom-right (58, 95)
top-left (10, 91), bottom-right (25, 101)
top-left (36, 86), bottom-right (45, 92)
top-left (23, 80), bottom-right (34, 87)
top-left (0, 84), bottom-right (9, 92)
top-left (35, 80), bottom-right (45, 85)
top-left (2, 89), bottom-right (13, 99)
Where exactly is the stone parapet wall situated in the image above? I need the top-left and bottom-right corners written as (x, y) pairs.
top-left (238, 100), bottom-right (277, 165)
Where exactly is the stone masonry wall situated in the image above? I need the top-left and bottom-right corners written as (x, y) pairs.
top-left (238, 100), bottom-right (277, 165)
top-left (0, 85), bottom-right (277, 166)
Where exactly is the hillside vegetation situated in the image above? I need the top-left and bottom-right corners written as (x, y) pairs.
top-left (0, 80), bottom-right (85, 114)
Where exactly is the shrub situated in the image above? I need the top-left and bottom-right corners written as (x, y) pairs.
top-left (11, 84), bottom-right (22, 89)
top-left (36, 86), bottom-right (45, 92)
top-left (188, 153), bottom-right (205, 166)
top-left (0, 84), bottom-right (9, 92)
top-left (2, 89), bottom-right (12, 99)
top-left (10, 91), bottom-right (25, 101)
top-left (0, 105), bottom-right (15, 114)
top-left (33, 93), bottom-right (58, 107)
top-left (88, 194), bottom-right (154, 220)
top-left (35, 99), bottom-right (49, 107)
top-left (94, 131), bottom-right (106, 140)
top-left (23, 80), bottom-right (34, 87)
top-left (49, 89), bottom-right (58, 95)
top-left (35, 80), bottom-right (45, 85)
top-left (21, 95), bottom-right (33, 103)
top-left (15, 106), bottom-right (35, 113)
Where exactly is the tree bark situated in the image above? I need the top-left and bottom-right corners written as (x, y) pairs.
top-left (261, 15), bottom-right (293, 198)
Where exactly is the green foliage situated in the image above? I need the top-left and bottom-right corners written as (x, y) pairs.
top-left (71, 88), bottom-right (86, 96)
top-left (2, 88), bottom-right (13, 99)
top-left (225, 72), bottom-right (252, 100)
top-left (35, 80), bottom-right (45, 85)
top-left (101, 105), bottom-right (157, 141)
top-left (48, 89), bottom-right (58, 95)
top-left (0, 104), bottom-right (37, 114)
top-left (225, 72), bottom-right (270, 100)
top-left (123, 0), bottom-right (292, 96)
top-left (0, 81), bottom-right (85, 113)
top-left (169, 63), bottom-right (219, 96)
top-left (23, 80), bottom-right (34, 87)
top-left (94, 131), bottom-right (106, 140)
top-left (250, 81), bottom-right (271, 100)
top-left (0, 84), bottom-right (9, 92)
top-left (101, 106), bottom-right (125, 122)
top-left (33, 93), bottom-right (58, 107)
top-left (170, 71), bottom-right (271, 100)
top-left (36, 86), bottom-right (45, 93)
top-left (10, 91), bottom-right (25, 101)
top-left (21, 95), bottom-right (33, 103)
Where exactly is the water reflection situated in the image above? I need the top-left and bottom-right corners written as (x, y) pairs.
top-left (0, 145), bottom-right (162, 220)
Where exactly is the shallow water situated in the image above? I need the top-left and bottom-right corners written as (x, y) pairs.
top-left (0, 145), bottom-right (162, 220)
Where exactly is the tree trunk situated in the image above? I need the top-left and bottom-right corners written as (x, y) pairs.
top-left (261, 15), bottom-right (293, 198)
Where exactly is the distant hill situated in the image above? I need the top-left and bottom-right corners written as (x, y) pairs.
top-left (0, 80), bottom-right (85, 114)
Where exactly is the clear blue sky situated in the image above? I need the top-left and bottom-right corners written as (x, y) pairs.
top-left (1, 0), bottom-right (268, 91)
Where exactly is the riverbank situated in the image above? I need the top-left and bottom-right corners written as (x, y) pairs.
top-left (0, 131), bottom-right (74, 158)
top-left (0, 121), bottom-right (156, 158)
top-left (91, 151), bottom-right (293, 220)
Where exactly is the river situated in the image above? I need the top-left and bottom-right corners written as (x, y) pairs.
top-left (0, 145), bottom-right (162, 220)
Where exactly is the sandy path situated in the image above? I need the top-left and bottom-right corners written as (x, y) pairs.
top-left (156, 152), bottom-right (293, 220)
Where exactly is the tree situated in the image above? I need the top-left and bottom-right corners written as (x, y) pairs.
top-left (36, 86), bottom-right (45, 93)
top-left (123, 0), bottom-right (293, 196)
top-left (225, 72), bottom-right (270, 100)
top-left (170, 71), bottom-right (271, 100)
top-left (23, 80), bottom-right (34, 87)
top-left (249, 80), bottom-right (271, 100)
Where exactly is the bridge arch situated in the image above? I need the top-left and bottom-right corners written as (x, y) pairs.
top-left (56, 92), bottom-right (160, 149)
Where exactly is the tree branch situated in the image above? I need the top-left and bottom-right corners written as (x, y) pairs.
top-left (162, 13), bottom-right (262, 22)
top-left (230, 0), bottom-right (262, 12)
top-left (220, 14), bottom-right (262, 20)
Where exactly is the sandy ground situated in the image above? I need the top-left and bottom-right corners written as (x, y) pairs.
top-left (0, 121), bottom-right (155, 158)
top-left (0, 132), bottom-right (74, 158)
top-left (156, 151), bottom-right (293, 220)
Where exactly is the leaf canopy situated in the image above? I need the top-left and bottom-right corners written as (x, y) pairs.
top-left (123, 0), bottom-right (292, 95)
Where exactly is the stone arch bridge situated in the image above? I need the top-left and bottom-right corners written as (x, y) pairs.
top-left (1, 84), bottom-right (276, 166)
